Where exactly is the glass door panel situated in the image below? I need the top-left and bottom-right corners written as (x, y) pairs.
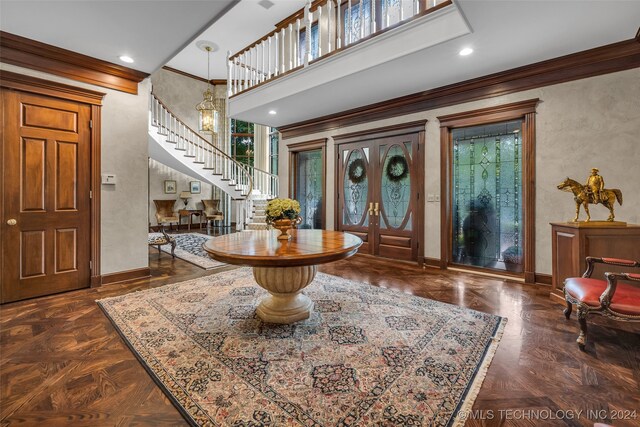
top-left (451, 120), bottom-right (524, 272)
top-left (343, 148), bottom-right (370, 227)
top-left (295, 149), bottom-right (323, 229)
top-left (379, 143), bottom-right (412, 231)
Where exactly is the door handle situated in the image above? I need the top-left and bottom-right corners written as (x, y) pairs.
top-left (368, 202), bottom-right (374, 216)
top-left (373, 202), bottom-right (379, 216)
top-left (7, 219), bottom-right (17, 226)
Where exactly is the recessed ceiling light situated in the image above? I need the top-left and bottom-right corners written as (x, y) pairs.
top-left (459, 48), bottom-right (473, 56)
top-left (268, 110), bottom-right (277, 115)
top-left (258, 0), bottom-right (275, 10)
top-left (119, 55), bottom-right (134, 63)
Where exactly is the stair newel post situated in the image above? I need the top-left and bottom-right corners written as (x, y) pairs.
top-left (337, 0), bottom-right (342, 49)
top-left (304, 0), bottom-right (312, 66)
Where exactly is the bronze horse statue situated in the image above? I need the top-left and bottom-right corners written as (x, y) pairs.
top-left (557, 177), bottom-right (623, 222)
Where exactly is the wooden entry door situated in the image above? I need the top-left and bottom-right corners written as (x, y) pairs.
top-left (1, 89), bottom-right (92, 303)
top-left (337, 129), bottom-right (423, 262)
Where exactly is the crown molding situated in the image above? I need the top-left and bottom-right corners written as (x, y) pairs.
top-left (0, 70), bottom-right (105, 105)
top-left (279, 35), bottom-right (640, 139)
top-left (162, 66), bottom-right (227, 86)
top-left (0, 31), bottom-right (149, 95)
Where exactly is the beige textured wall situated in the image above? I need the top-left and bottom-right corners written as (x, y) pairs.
top-left (1, 63), bottom-right (150, 275)
top-left (150, 68), bottom-right (209, 132)
top-left (148, 159), bottom-right (215, 226)
top-left (279, 68), bottom-right (640, 275)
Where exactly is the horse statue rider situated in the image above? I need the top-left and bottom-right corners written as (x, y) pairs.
top-left (585, 167), bottom-right (604, 203)
top-left (557, 168), bottom-right (623, 222)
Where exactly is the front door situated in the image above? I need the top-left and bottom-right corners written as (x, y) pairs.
top-left (337, 132), bottom-right (422, 261)
top-left (1, 89), bottom-right (92, 303)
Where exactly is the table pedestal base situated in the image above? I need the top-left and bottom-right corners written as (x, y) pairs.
top-left (253, 265), bottom-right (317, 324)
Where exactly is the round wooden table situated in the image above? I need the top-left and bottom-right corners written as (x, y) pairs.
top-left (203, 230), bottom-right (362, 324)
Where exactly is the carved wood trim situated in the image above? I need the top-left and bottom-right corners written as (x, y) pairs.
top-left (0, 70), bottom-right (105, 105)
top-left (91, 105), bottom-right (102, 287)
top-left (279, 37), bottom-right (640, 139)
top-left (439, 100), bottom-right (538, 283)
top-left (333, 120), bottom-right (428, 143)
top-left (161, 66), bottom-right (228, 86)
top-left (0, 31), bottom-right (149, 95)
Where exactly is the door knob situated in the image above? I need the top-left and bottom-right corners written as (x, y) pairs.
top-left (7, 219), bottom-right (17, 226)
top-left (368, 202), bottom-right (374, 215)
top-left (373, 202), bottom-right (379, 216)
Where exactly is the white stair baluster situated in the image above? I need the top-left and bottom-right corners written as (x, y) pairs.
top-left (337, 0), bottom-right (342, 49)
top-left (359, 0), bottom-right (364, 39)
top-left (347, 0), bottom-right (352, 45)
top-left (317, 5), bottom-right (322, 58)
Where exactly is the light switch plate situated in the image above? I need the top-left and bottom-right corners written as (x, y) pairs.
top-left (101, 174), bottom-right (116, 185)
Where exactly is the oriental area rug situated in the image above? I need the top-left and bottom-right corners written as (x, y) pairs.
top-left (98, 268), bottom-right (506, 426)
top-left (149, 232), bottom-right (226, 270)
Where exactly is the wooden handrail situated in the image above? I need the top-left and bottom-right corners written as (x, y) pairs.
top-left (229, 0), bottom-right (453, 94)
top-left (152, 92), bottom-right (236, 164)
top-left (230, 0), bottom-right (330, 61)
top-left (151, 93), bottom-right (279, 196)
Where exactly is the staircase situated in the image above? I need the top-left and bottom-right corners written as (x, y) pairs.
top-left (247, 199), bottom-right (269, 231)
top-left (148, 93), bottom-right (278, 229)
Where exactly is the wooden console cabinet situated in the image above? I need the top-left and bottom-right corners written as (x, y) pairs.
top-left (550, 222), bottom-right (640, 301)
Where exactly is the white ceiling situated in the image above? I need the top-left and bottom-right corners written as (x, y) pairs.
top-left (0, 0), bottom-right (239, 73)
top-left (167, 0), bottom-right (307, 79)
top-left (228, 0), bottom-right (640, 127)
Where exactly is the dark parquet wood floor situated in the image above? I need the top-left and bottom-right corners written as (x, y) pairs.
top-left (1, 251), bottom-right (639, 426)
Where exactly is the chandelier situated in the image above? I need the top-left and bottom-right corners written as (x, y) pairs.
top-left (196, 43), bottom-right (219, 135)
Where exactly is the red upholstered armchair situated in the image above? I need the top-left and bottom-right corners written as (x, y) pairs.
top-left (564, 257), bottom-right (640, 351)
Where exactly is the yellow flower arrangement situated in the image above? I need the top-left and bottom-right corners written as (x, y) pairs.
top-left (265, 198), bottom-right (301, 222)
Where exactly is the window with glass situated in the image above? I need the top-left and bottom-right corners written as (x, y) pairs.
top-left (230, 119), bottom-right (254, 167)
top-left (299, 22), bottom-right (320, 64)
top-left (290, 142), bottom-right (325, 230)
top-left (451, 120), bottom-right (524, 273)
top-left (269, 127), bottom-right (279, 175)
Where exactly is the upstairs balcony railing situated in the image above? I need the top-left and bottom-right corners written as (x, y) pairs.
top-left (227, 0), bottom-right (450, 97)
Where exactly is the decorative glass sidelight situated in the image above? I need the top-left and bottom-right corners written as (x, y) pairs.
top-left (295, 149), bottom-right (323, 229)
top-left (344, 0), bottom-right (372, 44)
top-left (299, 23), bottom-right (319, 64)
top-left (452, 120), bottom-right (523, 272)
top-left (380, 144), bottom-right (411, 230)
top-left (343, 148), bottom-right (369, 226)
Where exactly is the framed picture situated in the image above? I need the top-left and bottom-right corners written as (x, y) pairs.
top-left (190, 181), bottom-right (201, 194)
top-left (164, 180), bottom-right (177, 194)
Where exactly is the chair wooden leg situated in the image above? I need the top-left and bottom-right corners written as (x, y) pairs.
top-left (577, 308), bottom-right (588, 351)
top-left (170, 241), bottom-right (176, 258)
top-left (157, 245), bottom-right (161, 254)
top-left (564, 299), bottom-right (572, 319)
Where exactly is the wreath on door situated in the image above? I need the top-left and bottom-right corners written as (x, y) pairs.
top-left (347, 158), bottom-right (367, 184)
top-left (385, 155), bottom-right (409, 182)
